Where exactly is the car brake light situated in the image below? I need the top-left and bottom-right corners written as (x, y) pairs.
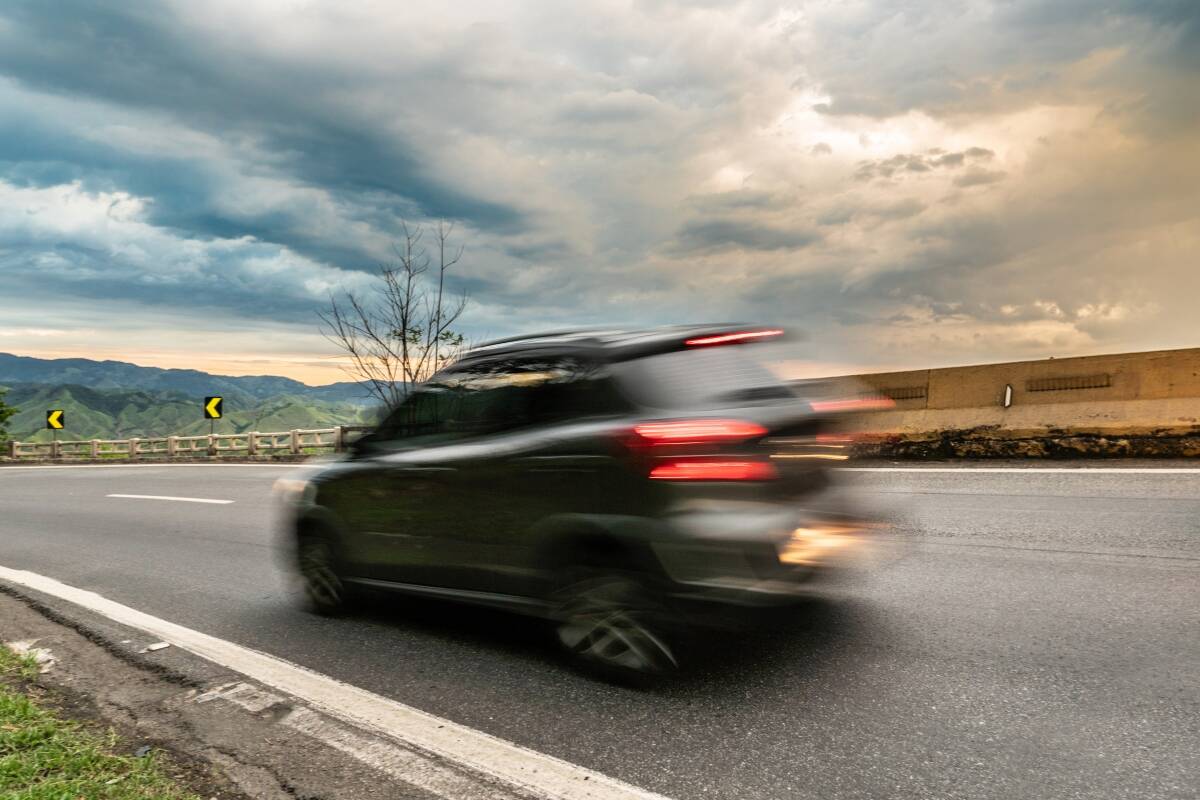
top-left (649, 459), bottom-right (778, 481)
top-left (684, 329), bottom-right (784, 347)
top-left (633, 419), bottom-right (767, 445)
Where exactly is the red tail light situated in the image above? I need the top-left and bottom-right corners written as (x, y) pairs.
top-left (684, 328), bottom-right (784, 347)
top-left (628, 418), bottom-right (775, 481)
top-left (649, 459), bottom-right (778, 481)
top-left (632, 419), bottom-right (767, 445)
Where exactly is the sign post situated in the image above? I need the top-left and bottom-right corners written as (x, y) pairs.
top-left (204, 396), bottom-right (223, 437)
top-left (46, 409), bottom-right (64, 458)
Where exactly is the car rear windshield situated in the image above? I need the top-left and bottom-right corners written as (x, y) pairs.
top-left (613, 347), bottom-right (795, 409)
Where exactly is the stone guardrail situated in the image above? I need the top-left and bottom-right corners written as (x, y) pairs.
top-left (3, 426), bottom-right (374, 461)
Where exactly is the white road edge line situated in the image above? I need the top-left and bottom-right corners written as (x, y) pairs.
top-left (198, 681), bottom-right (529, 800)
top-left (106, 494), bottom-right (235, 505)
top-left (839, 467), bottom-right (1200, 474)
top-left (0, 565), bottom-right (674, 800)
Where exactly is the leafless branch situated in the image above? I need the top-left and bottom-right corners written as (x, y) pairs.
top-left (320, 220), bottom-right (470, 409)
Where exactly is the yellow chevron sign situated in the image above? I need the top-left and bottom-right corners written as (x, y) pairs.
top-left (204, 396), bottom-right (223, 419)
top-left (46, 409), bottom-right (65, 430)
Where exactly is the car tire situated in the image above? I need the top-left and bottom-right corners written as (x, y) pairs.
top-left (552, 571), bottom-right (679, 683)
top-left (296, 533), bottom-right (354, 615)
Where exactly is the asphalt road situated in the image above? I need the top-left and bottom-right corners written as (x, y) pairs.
top-left (1, 462), bottom-right (1196, 800)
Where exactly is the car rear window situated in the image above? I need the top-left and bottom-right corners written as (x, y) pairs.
top-left (613, 347), bottom-right (795, 409)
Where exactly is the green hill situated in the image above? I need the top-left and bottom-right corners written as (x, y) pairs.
top-left (2, 384), bottom-right (383, 443)
top-left (0, 352), bottom-right (378, 405)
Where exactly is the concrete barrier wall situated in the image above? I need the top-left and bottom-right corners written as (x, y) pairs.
top-left (808, 347), bottom-right (1200, 411)
top-left (796, 347), bottom-right (1200, 457)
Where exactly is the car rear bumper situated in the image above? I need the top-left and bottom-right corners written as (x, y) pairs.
top-left (650, 497), bottom-right (870, 615)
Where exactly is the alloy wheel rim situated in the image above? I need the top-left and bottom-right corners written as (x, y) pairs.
top-left (299, 540), bottom-right (343, 607)
top-left (558, 602), bottom-right (676, 673)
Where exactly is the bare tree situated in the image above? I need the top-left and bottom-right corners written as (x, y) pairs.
top-left (320, 221), bottom-right (468, 408)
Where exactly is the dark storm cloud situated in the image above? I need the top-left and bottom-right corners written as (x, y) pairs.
top-left (953, 168), bottom-right (1007, 188)
top-left (670, 218), bottom-right (821, 254)
top-left (807, 1), bottom-right (1198, 121)
top-left (854, 148), bottom-right (994, 182)
top-left (816, 198), bottom-right (926, 227)
top-left (0, 1), bottom-right (524, 233)
top-left (686, 190), bottom-right (783, 213)
top-left (0, 0), bottom-right (552, 331)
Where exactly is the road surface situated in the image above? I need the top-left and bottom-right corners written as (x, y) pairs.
top-left (1, 462), bottom-right (1196, 799)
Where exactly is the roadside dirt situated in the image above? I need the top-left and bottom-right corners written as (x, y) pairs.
top-left (0, 588), bottom-right (441, 799)
top-left (853, 428), bottom-right (1200, 458)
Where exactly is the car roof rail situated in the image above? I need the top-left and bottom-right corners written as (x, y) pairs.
top-left (474, 329), bottom-right (598, 348)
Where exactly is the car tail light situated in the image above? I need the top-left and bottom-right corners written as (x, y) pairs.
top-left (649, 459), bottom-right (778, 481)
top-left (627, 418), bottom-right (776, 481)
top-left (683, 329), bottom-right (784, 347)
top-left (632, 419), bottom-right (767, 445)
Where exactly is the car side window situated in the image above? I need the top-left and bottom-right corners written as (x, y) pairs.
top-left (372, 356), bottom-right (629, 447)
top-left (446, 360), bottom-right (539, 436)
top-left (455, 355), bottom-right (628, 429)
top-left (525, 357), bottom-right (628, 423)
top-left (373, 383), bottom-right (461, 447)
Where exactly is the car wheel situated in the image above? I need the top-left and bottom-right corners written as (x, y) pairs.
top-left (297, 534), bottom-right (351, 615)
top-left (553, 573), bottom-right (678, 682)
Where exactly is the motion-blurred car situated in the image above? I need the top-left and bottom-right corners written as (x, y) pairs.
top-left (276, 325), bottom-right (868, 680)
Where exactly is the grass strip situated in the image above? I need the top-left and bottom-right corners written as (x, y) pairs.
top-left (0, 645), bottom-right (199, 799)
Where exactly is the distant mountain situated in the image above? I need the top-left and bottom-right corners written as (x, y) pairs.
top-left (1, 383), bottom-right (383, 442)
top-left (0, 353), bottom-right (392, 441)
top-left (0, 352), bottom-right (377, 405)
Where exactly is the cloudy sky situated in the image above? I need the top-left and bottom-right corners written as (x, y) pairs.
top-left (0, 0), bottom-right (1196, 383)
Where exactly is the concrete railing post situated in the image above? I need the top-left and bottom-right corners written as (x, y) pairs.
top-left (208, 434), bottom-right (217, 457)
top-left (247, 432), bottom-right (258, 456)
top-left (167, 436), bottom-right (177, 458)
top-left (90, 439), bottom-right (100, 458)
top-left (50, 439), bottom-right (61, 459)
top-left (334, 426), bottom-right (345, 452)
top-left (290, 429), bottom-right (300, 454)
top-left (128, 437), bottom-right (139, 460)
top-left (8, 440), bottom-right (18, 459)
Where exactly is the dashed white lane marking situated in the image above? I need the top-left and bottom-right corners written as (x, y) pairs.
top-left (840, 467), bottom-right (1200, 474)
top-left (106, 493), bottom-right (234, 505)
top-left (0, 565), bottom-right (673, 800)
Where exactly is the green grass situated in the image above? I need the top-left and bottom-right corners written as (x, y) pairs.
top-left (0, 646), bottom-right (199, 799)
top-left (0, 650), bottom-right (39, 683)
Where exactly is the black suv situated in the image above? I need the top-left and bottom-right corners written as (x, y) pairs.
top-left (278, 325), bottom-right (865, 679)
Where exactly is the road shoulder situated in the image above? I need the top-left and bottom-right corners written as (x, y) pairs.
top-left (0, 585), bottom-right (458, 800)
